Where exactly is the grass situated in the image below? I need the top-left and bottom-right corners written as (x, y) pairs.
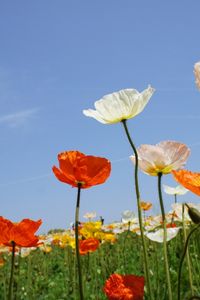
top-left (0, 220), bottom-right (200, 300)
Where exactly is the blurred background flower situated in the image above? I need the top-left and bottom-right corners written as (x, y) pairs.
top-left (145, 227), bottom-right (181, 243)
top-left (194, 61), bottom-right (200, 90)
top-left (121, 210), bottom-right (135, 224)
top-left (163, 184), bottom-right (188, 195)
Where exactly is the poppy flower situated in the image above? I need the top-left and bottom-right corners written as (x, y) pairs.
top-left (163, 184), bottom-right (188, 195)
top-left (140, 201), bottom-right (152, 211)
top-left (79, 238), bottom-right (100, 255)
top-left (52, 151), bottom-right (111, 189)
top-left (145, 227), bottom-right (180, 243)
top-left (130, 141), bottom-right (190, 176)
top-left (83, 86), bottom-right (155, 124)
top-left (83, 212), bottom-right (97, 220)
top-left (121, 210), bottom-right (135, 224)
top-left (0, 217), bottom-right (42, 247)
top-left (103, 273), bottom-right (145, 300)
top-left (172, 169), bottom-right (200, 196)
top-left (194, 61), bottom-right (200, 90)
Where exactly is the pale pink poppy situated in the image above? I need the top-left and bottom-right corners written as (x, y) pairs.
top-left (130, 141), bottom-right (190, 176)
top-left (194, 62), bottom-right (200, 90)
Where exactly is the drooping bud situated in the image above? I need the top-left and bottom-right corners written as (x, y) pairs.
top-left (185, 203), bottom-right (200, 224)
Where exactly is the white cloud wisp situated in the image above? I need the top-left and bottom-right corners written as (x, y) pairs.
top-left (0, 108), bottom-right (39, 127)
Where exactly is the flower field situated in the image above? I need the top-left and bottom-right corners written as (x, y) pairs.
top-left (0, 208), bottom-right (200, 300)
top-left (1, 68), bottom-right (200, 300)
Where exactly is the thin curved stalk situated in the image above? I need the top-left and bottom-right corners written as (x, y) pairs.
top-left (178, 223), bottom-right (200, 300)
top-left (121, 119), bottom-right (153, 300)
top-left (182, 204), bottom-right (194, 296)
top-left (75, 184), bottom-right (84, 300)
top-left (157, 173), bottom-right (172, 300)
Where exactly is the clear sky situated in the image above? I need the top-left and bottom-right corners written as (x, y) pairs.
top-left (0, 1), bottom-right (200, 233)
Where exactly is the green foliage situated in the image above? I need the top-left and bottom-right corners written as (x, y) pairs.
top-left (0, 227), bottom-right (200, 299)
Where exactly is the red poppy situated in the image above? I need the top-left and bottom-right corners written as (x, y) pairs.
top-left (172, 170), bottom-right (200, 196)
top-left (166, 223), bottom-right (177, 228)
top-left (52, 151), bottom-right (111, 189)
top-left (103, 273), bottom-right (145, 300)
top-left (0, 217), bottom-right (42, 247)
top-left (79, 238), bottom-right (100, 255)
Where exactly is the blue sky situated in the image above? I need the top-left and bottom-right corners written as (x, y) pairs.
top-left (0, 1), bottom-right (200, 233)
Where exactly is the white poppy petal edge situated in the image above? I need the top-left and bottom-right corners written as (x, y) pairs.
top-left (83, 85), bottom-right (155, 124)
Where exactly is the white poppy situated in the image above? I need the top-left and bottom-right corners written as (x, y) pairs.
top-left (83, 85), bottom-right (155, 124)
top-left (146, 227), bottom-right (180, 243)
top-left (163, 184), bottom-right (188, 195)
top-left (121, 210), bottom-right (135, 223)
top-left (83, 212), bottom-right (97, 220)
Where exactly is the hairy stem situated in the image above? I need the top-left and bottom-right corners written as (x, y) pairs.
top-left (75, 184), bottom-right (84, 300)
top-left (121, 119), bottom-right (152, 300)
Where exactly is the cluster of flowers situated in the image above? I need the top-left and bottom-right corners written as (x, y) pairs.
top-left (1, 197), bottom-right (198, 255)
top-left (0, 200), bottom-right (199, 299)
top-left (1, 62), bottom-right (199, 300)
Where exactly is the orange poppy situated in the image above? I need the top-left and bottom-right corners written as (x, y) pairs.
top-left (0, 217), bottom-right (42, 247)
top-left (140, 201), bottom-right (152, 211)
top-left (52, 151), bottom-right (111, 189)
top-left (103, 273), bottom-right (145, 300)
top-left (172, 170), bottom-right (200, 196)
top-left (79, 238), bottom-right (100, 255)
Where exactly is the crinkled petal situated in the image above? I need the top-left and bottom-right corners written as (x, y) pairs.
top-left (83, 86), bottom-right (155, 124)
top-left (158, 141), bottom-right (190, 170)
top-left (82, 109), bottom-right (109, 124)
top-left (52, 166), bottom-right (76, 187)
top-left (58, 151), bottom-right (84, 175)
top-left (76, 156), bottom-right (111, 188)
top-left (172, 170), bottom-right (200, 196)
top-left (53, 152), bottom-right (111, 188)
top-left (131, 141), bottom-right (190, 176)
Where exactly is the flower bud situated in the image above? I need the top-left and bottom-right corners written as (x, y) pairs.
top-left (185, 204), bottom-right (200, 224)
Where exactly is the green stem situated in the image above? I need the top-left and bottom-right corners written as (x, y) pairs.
top-left (8, 241), bottom-right (16, 300)
top-left (178, 223), bottom-right (200, 300)
top-left (157, 172), bottom-right (172, 300)
top-left (75, 183), bottom-right (84, 300)
top-left (122, 222), bottom-right (131, 268)
top-left (121, 119), bottom-right (153, 300)
top-left (182, 204), bottom-right (194, 296)
top-left (171, 194), bottom-right (177, 224)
